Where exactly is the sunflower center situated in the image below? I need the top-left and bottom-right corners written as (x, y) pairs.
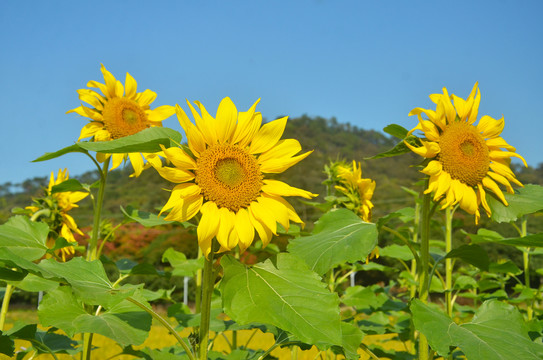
top-left (438, 121), bottom-right (490, 187)
top-left (195, 144), bottom-right (263, 211)
top-left (102, 97), bottom-right (149, 139)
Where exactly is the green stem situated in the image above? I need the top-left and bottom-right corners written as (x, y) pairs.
top-left (0, 284), bottom-right (14, 331)
top-left (82, 157), bottom-right (110, 360)
top-left (445, 207), bottom-right (453, 318)
top-left (360, 343), bottom-right (381, 360)
top-left (520, 217), bottom-right (533, 320)
top-left (410, 202), bottom-right (420, 300)
top-left (198, 248), bottom-right (215, 360)
top-left (126, 297), bottom-right (195, 360)
top-left (87, 157), bottom-right (110, 262)
top-left (418, 190), bottom-right (432, 360)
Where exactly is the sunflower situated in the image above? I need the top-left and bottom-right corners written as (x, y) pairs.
top-left (151, 97), bottom-right (316, 257)
top-left (26, 169), bottom-right (89, 261)
top-left (334, 160), bottom-right (376, 222)
top-left (405, 83), bottom-right (526, 223)
top-left (67, 64), bottom-right (175, 176)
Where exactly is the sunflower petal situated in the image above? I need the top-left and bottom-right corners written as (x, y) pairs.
top-left (128, 152), bottom-right (145, 177)
top-left (235, 208), bottom-right (255, 250)
top-left (477, 115), bottom-right (504, 139)
top-left (262, 179), bottom-right (316, 199)
top-left (198, 202), bottom-right (220, 258)
top-left (153, 165), bottom-right (195, 183)
top-left (164, 194), bottom-right (203, 222)
top-left (78, 122), bottom-right (103, 140)
top-left (147, 105), bottom-right (175, 122)
top-left (176, 104), bottom-right (206, 156)
top-left (125, 72), bottom-right (137, 99)
top-left (249, 116), bottom-right (288, 154)
top-left (259, 150), bottom-right (313, 173)
top-left (215, 97), bottom-right (237, 143)
top-left (160, 145), bottom-right (197, 170)
top-left (231, 99), bottom-right (260, 145)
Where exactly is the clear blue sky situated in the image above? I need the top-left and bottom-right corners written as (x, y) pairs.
top-left (2, 0), bottom-right (542, 186)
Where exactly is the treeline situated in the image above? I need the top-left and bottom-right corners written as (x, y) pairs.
top-left (1, 115), bottom-right (542, 227)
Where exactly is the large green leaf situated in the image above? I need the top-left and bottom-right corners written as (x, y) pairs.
top-left (487, 184), bottom-right (543, 222)
top-left (7, 273), bottom-right (59, 292)
top-left (38, 286), bottom-right (151, 347)
top-left (367, 135), bottom-right (420, 159)
top-left (78, 127), bottom-right (182, 153)
top-left (33, 127), bottom-right (182, 162)
top-left (287, 209), bottom-right (377, 275)
top-left (32, 144), bottom-right (87, 162)
top-left (383, 124), bottom-right (409, 139)
top-left (411, 299), bottom-right (543, 359)
top-left (0, 216), bottom-right (49, 261)
top-left (38, 257), bottom-right (136, 307)
top-left (445, 244), bottom-right (489, 271)
top-left (220, 254), bottom-right (342, 348)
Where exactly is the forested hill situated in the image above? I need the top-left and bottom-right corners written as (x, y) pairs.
top-left (1, 116), bottom-right (541, 226)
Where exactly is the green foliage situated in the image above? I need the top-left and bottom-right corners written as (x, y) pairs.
top-left (220, 254), bottom-right (343, 348)
top-left (411, 299), bottom-right (543, 359)
top-left (287, 209), bottom-right (378, 275)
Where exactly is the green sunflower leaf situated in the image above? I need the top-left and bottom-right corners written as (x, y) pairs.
top-left (366, 135), bottom-right (420, 159)
top-left (220, 254), bottom-right (343, 348)
top-left (411, 299), bottom-right (543, 359)
top-left (162, 248), bottom-right (203, 277)
top-left (287, 209), bottom-right (378, 276)
top-left (0, 216), bottom-right (49, 261)
top-left (38, 286), bottom-right (151, 347)
top-left (383, 124), bottom-right (409, 139)
top-left (32, 144), bottom-right (88, 162)
top-left (487, 184), bottom-right (543, 222)
top-left (77, 127), bottom-right (182, 153)
top-left (467, 228), bottom-right (543, 248)
top-left (50, 179), bottom-right (87, 194)
top-left (38, 257), bottom-right (137, 307)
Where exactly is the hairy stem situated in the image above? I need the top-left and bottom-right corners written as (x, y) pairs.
top-left (198, 248), bottom-right (216, 360)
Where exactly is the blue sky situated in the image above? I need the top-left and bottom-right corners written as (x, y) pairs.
top-left (1, 0), bottom-right (542, 186)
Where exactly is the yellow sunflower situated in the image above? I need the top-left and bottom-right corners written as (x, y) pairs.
top-left (26, 169), bottom-right (89, 261)
top-left (405, 83), bottom-right (527, 223)
top-left (151, 97), bottom-right (316, 257)
top-left (67, 64), bottom-right (175, 176)
top-left (334, 161), bottom-right (376, 222)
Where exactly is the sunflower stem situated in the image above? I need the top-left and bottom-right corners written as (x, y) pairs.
top-left (418, 190), bottom-right (432, 360)
top-left (0, 284), bottom-right (14, 331)
top-left (198, 246), bottom-right (216, 360)
top-left (87, 157), bottom-right (110, 261)
top-left (82, 156), bottom-right (110, 360)
top-left (445, 206), bottom-right (454, 318)
top-left (520, 217), bottom-right (533, 320)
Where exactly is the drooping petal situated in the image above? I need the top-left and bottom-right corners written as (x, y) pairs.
top-left (257, 196), bottom-right (290, 232)
top-left (153, 164), bottom-right (195, 183)
top-left (421, 160), bottom-right (442, 177)
top-left (489, 150), bottom-right (528, 167)
top-left (128, 152), bottom-right (145, 177)
top-left (78, 122), bottom-right (103, 140)
top-left (110, 154), bottom-right (125, 171)
top-left (482, 176), bottom-right (508, 205)
top-left (216, 208), bottom-right (236, 250)
top-left (248, 206), bottom-right (273, 247)
top-left (160, 145), bottom-right (197, 170)
top-left (234, 208), bottom-right (255, 251)
top-left (198, 202), bottom-right (220, 258)
top-left (164, 194), bottom-right (203, 222)
top-left (404, 140), bottom-right (440, 158)
top-left (159, 183), bottom-right (202, 215)
top-left (249, 201), bottom-right (277, 236)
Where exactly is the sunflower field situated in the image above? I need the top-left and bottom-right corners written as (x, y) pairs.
top-left (1, 64), bottom-right (543, 360)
